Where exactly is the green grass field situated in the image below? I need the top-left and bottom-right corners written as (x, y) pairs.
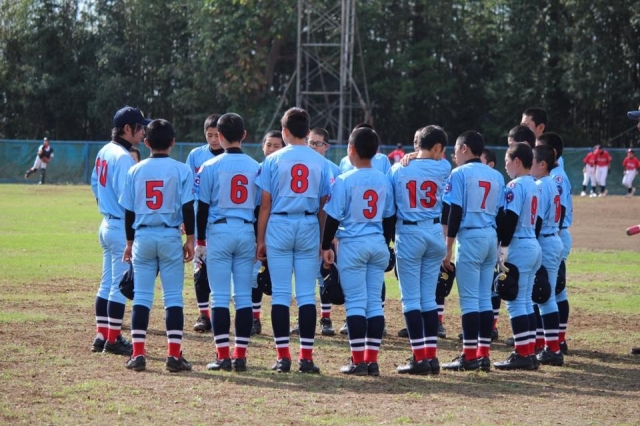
top-left (1, 184), bottom-right (639, 425)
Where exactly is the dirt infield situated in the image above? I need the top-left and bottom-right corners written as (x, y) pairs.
top-left (572, 195), bottom-right (640, 251)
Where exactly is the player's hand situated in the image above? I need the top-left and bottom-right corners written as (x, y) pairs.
top-left (400, 152), bottom-right (418, 167)
top-left (442, 250), bottom-right (454, 272)
top-left (122, 244), bottom-right (133, 263)
top-left (256, 242), bottom-right (267, 261)
top-left (322, 249), bottom-right (335, 266)
top-left (183, 242), bottom-right (195, 263)
top-left (195, 245), bottom-right (207, 261)
top-left (179, 223), bottom-right (186, 235)
top-left (498, 246), bottom-right (510, 273)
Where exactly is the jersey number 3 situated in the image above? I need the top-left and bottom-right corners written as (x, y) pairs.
top-left (363, 189), bottom-right (379, 219)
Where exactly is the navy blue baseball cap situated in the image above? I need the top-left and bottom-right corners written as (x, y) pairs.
top-left (113, 106), bottom-right (152, 128)
top-left (627, 106), bottom-right (640, 120)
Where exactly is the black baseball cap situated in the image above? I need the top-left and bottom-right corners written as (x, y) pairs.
top-left (627, 106), bottom-right (640, 120)
top-left (113, 106), bottom-right (152, 128)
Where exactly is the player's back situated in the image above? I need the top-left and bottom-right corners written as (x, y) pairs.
top-left (92, 142), bottom-right (135, 217)
top-left (339, 153), bottom-right (390, 174)
top-left (125, 157), bottom-right (193, 228)
top-left (389, 158), bottom-right (451, 222)
top-left (198, 152), bottom-right (260, 223)
top-left (186, 144), bottom-right (215, 175)
top-left (550, 166), bottom-right (572, 227)
top-left (504, 175), bottom-right (538, 238)
top-left (258, 145), bottom-right (329, 214)
top-left (536, 176), bottom-right (560, 235)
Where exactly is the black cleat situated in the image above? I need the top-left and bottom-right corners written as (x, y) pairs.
top-left (232, 358), bottom-right (247, 372)
top-left (559, 340), bottom-right (568, 355)
top-left (632, 347), bottom-right (640, 355)
top-left (397, 328), bottom-right (409, 338)
top-left (271, 358), bottom-right (292, 373)
top-left (166, 354), bottom-right (192, 372)
top-left (251, 318), bottom-right (262, 336)
top-left (207, 357), bottom-right (232, 371)
top-left (442, 354), bottom-right (480, 372)
top-left (478, 357), bottom-right (491, 373)
top-left (340, 358), bottom-right (368, 376)
top-left (125, 356), bottom-right (146, 371)
top-left (505, 336), bottom-right (515, 347)
top-left (397, 357), bottom-right (432, 375)
top-left (103, 335), bottom-right (133, 356)
top-left (494, 351), bottom-right (535, 371)
top-left (91, 336), bottom-right (105, 353)
top-left (193, 314), bottom-right (211, 332)
top-left (437, 322), bottom-right (447, 339)
top-left (298, 359), bottom-right (320, 374)
top-left (491, 328), bottom-right (499, 342)
top-left (320, 317), bottom-right (335, 336)
top-left (429, 358), bottom-right (441, 375)
top-left (537, 347), bottom-right (564, 366)
top-left (367, 362), bottom-right (380, 377)
top-left (339, 322), bottom-right (348, 335)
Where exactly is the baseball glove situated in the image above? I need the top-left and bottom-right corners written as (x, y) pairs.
top-left (493, 262), bottom-right (519, 301)
top-left (435, 263), bottom-right (456, 298)
top-left (257, 261), bottom-right (272, 296)
top-left (555, 260), bottom-right (566, 295)
top-left (119, 263), bottom-right (134, 300)
top-left (320, 263), bottom-right (345, 305)
top-left (385, 246), bottom-right (396, 273)
top-left (532, 265), bottom-right (551, 304)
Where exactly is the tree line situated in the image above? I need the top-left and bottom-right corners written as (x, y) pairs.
top-left (1, 0), bottom-right (640, 147)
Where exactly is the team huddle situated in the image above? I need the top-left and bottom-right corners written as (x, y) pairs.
top-left (90, 105), bottom-right (579, 375)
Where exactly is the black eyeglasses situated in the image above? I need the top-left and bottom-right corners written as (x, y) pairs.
top-left (308, 140), bottom-right (328, 147)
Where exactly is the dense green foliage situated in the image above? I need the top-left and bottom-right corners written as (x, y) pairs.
top-left (1, 0), bottom-right (640, 146)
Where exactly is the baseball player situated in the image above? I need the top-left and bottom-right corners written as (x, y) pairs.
top-left (507, 125), bottom-right (536, 148)
top-left (119, 119), bottom-right (194, 372)
top-left (195, 113), bottom-right (259, 372)
top-left (90, 105), bottom-right (150, 355)
top-left (521, 107), bottom-right (565, 170)
top-left (389, 125), bottom-right (450, 375)
top-left (441, 131), bottom-right (505, 372)
top-left (493, 143), bottom-right (542, 371)
top-left (255, 107), bottom-right (330, 373)
top-left (593, 145), bottom-right (612, 197)
top-left (536, 132), bottom-right (573, 355)
top-left (531, 144), bottom-right (565, 366)
top-left (290, 127), bottom-right (341, 336)
top-left (186, 114), bottom-right (224, 332)
top-left (627, 106), bottom-right (640, 355)
top-left (24, 137), bottom-right (54, 184)
top-left (322, 127), bottom-right (395, 376)
top-left (251, 130), bottom-right (286, 336)
top-left (622, 149), bottom-right (640, 197)
top-left (581, 148), bottom-right (597, 197)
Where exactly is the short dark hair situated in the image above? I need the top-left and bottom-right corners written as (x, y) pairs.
top-left (204, 114), bottom-right (221, 131)
top-left (416, 125), bottom-right (448, 150)
top-left (537, 132), bottom-right (564, 159)
top-left (523, 107), bottom-right (548, 128)
top-left (506, 142), bottom-right (533, 169)
top-left (130, 146), bottom-right (141, 162)
top-left (349, 127), bottom-right (378, 160)
top-left (262, 130), bottom-right (284, 145)
top-left (482, 148), bottom-right (497, 165)
top-left (353, 123), bottom-right (374, 131)
top-left (310, 127), bottom-right (329, 142)
top-left (217, 113), bottom-right (244, 143)
top-left (281, 107), bottom-right (310, 139)
top-left (532, 144), bottom-right (556, 173)
top-left (456, 130), bottom-right (484, 156)
top-left (146, 119), bottom-right (175, 150)
top-left (508, 125), bottom-right (536, 148)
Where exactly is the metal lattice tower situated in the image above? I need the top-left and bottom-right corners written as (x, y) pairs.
top-left (296, 0), bottom-right (363, 144)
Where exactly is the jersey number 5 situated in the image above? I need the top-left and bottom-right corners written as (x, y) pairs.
top-left (363, 189), bottom-right (378, 219)
top-left (406, 180), bottom-right (437, 209)
top-left (146, 181), bottom-right (164, 210)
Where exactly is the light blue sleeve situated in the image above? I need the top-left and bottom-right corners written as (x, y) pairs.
top-left (197, 163), bottom-right (213, 205)
top-left (383, 177), bottom-right (396, 218)
top-left (323, 177), bottom-right (346, 220)
top-left (118, 170), bottom-right (134, 211)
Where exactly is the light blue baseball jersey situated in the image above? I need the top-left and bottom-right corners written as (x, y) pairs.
top-left (535, 175), bottom-right (561, 235)
top-left (256, 144), bottom-right (330, 214)
top-left (92, 141), bottom-right (136, 218)
top-left (388, 158), bottom-right (451, 221)
top-left (197, 152), bottom-right (260, 223)
top-left (186, 144), bottom-right (216, 175)
top-left (323, 168), bottom-right (395, 238)
top-left (119, 157), bottom-right (194, 228)
top-left (503, 175), bottom-right (538, 238)
top-left (557, 156), bottom-right (564, 170)
top-left (325, 157), bottom-right (341, 185)
top-left (550, 165), bottom-right (573, 227)
top-left (443, 161), bottom-right (505, 229)
top-left (339, 152), bottom-right (390, 174)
